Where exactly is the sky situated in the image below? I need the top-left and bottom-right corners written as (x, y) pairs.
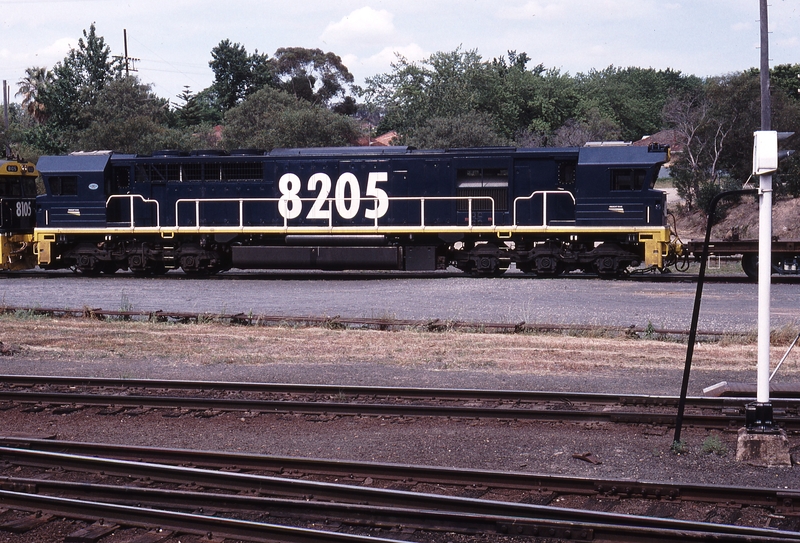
top-left (1, 0), bottom-right (798, 106)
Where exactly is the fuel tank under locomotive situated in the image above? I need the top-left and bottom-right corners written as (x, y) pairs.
top-left (231, 236), bottom-right (443, 271)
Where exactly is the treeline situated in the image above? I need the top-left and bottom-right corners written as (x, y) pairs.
top-left (3, 24), bottom-right (799, 209)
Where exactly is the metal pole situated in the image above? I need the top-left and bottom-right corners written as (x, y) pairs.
top-left (124, 29), bottom-right (129, 76)
top-left (3, 80), bottom-right (9, 157)
top-left (673, 189), bottom-right (756, 445)
top-left (757, 171), bottom-right (772, 406)
top-left (760, 0), bottom-right (770, 131)
top-left (746, 0), bottom-right (776, 432)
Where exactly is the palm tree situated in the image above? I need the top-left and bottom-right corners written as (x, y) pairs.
top-left (16, 66), bottom-right (50, 123)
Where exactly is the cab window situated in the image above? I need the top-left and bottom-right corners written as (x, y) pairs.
top-left (610, 169), bottom-right (646, 191)
top-left (49, 176), bottom-right (79, 196)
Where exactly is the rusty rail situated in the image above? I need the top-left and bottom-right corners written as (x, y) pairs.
top-left (0, 304), bottom-right (737, 339)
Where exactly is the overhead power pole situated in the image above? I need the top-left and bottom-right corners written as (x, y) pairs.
top-left (114, 29), bottom-right (140, 76)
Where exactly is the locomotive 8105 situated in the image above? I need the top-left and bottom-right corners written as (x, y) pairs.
top-left (0, 157), bottom-right (38, 271)
top-left (17, 144), bottom-right (679, 276)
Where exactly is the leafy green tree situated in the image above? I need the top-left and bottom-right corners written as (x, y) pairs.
top-left (222, 87), bottom-right (361, 150)
top-left (363, 48), bottom-right (493, 138)
top-left (771, 64), bottom-right (800, 103)
top-left (209, 39), bottom-right (274, 111)
top-left (362, 48), bottom-right (585, 146)
top-left (550, 108), bottom-right (621, 147)
top-left (406, 112), bottom-right (510, 149)
top-left (486, 53), bottom-right (582, 143)
top-left (38, 23), bottom-right (122, 131)
top-left (768, 67), bottom-right (800, 197)
top-left (662, 67), bottom-right (800, 207)
top-left (576, 66), bottom-right (701, 142)
top-left (174, 86), bottom-right (222, 127)
top-left (704, 69), bottom-right (798, 192)
top-left (76, 76), bottom-right (173, 153)
top-left (271, 47), bottom-right (355, 109)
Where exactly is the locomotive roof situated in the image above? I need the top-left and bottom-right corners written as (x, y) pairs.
top-left (37, 152), bottom-right (112, 174)
top-left (36, 144), bottom-right (668, 171)
top-left (578, 144), bottom-right (669, 165)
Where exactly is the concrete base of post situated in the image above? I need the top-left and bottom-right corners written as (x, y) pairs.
top-left (736, 427), bottom-right (792, 467)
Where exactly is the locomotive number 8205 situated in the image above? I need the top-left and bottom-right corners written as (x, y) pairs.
top-left (277, 171), bottom-right (389, 221)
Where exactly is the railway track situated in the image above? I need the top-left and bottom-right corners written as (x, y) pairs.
top-left (2, 376), bottom-right (799, 431)
top-left (3, 437), bottom-right (799, 514)
top-left (0, 304), bottom-right (750, 338)
top-left (2, 444), bottom-right (800, 542)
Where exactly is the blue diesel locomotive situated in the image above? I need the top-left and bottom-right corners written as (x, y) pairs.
top-left (23, 144), bottom-right (676, 276)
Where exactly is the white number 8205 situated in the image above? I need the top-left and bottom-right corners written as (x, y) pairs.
top-left (278, 171), bottom-right (389, 221)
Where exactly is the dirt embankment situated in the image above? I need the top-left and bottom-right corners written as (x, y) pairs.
top-left (671, 197), bottom-right (800, 242)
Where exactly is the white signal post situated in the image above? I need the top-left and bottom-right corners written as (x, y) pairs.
top-left (753, 131), bottom-right (776, 408)
top-left (733, 1), bottom-right (791, 465)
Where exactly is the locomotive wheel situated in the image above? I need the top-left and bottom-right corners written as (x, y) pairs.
top-left (741, 253), bottom-right (782, 280)
top-left (128, 254), bottom-right (167, 276)
top-left (741, 253), bottom-right (759, 280)
top-left (469, 256), bottom-right (509, 277)
top-left (75, 254), bottom-right (102, 275)
top-left (534, 256), bottom-right (564, 277)
top-left (180, 254), bottom-right (209, 275)
top-left (128, 254), bottom-right (146, 274)
top-left (594, 256), bottom-right (622, 278)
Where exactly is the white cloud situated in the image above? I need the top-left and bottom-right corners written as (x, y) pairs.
top-left (498, 0), bottom-right (659, 22)
top-left (342, 43), bottom-right (428, 85)
top-left (776, 36), bottom-right (798, 48)
top-left (38, 37), bottom-right (74, 60)
top-left (368, 43), bottom-right (428, 66)
top-left (321, 7), bottom-right (396, 46)
top-left (497, 2), bottom-right (566, 21)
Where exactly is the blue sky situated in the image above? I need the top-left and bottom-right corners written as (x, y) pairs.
top-left (1, 0), bottom-right (797, 105)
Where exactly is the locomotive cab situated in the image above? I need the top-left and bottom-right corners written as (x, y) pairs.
top-left (575, 143), bottom-right (668, 227)
top-left (36, 152), bottom-right (113, 228)
top-left (0, 158), bottom-right (38, 270)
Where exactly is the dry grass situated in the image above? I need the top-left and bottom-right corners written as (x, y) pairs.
top-left (1, 314), bottom-right (798, 376)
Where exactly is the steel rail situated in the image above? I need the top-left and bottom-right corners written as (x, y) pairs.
top-left (2, 449), bottom-right (799, 542)
top-left (3, 437), bottom-right (798, 514)
top-left (0, 490), bottom-right (400, 543)
top-left (3, 374), bottom-right (794, 408)
top-left (0, 304), bottom-right (739, 338)
top-left (0, 478), bottom-right (595, 541)
top-left (0, 389), bottom-right (764, 429)
top-left (2, 476), bottom-right (798, 543)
